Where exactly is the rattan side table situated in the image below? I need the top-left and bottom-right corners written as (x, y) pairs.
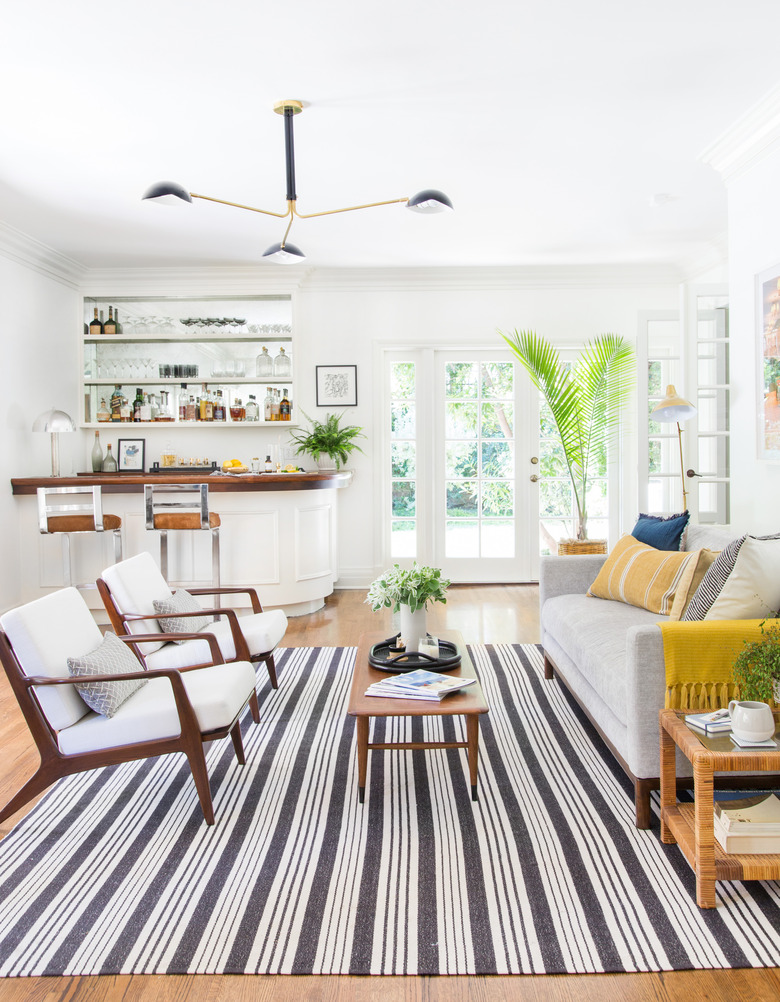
top-left (659, 708), bottom-right (780, 908)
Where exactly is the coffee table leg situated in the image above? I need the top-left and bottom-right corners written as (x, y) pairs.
top-left (466, 714), bottom-right (479, 801)
top-left (693, 758), bottom-right (717, 908)
top-left (356, 716), bottom-right (369, 804)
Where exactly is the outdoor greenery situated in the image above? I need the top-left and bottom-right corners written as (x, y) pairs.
top-left (499, 329), bottom-right (635, 540)
top-left (289, 412), bottom-right (365, 469)
top-left (732, 617), bottom-right (780, 703)
top-left (366, 562), bottom-right (451, 614)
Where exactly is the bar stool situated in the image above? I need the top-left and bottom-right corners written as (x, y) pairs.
top-left (144, 483), bottom-right (221, 587)
top-left (37, 486), bottom-right (122, 590)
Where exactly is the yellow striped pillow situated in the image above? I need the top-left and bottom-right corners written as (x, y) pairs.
top-left (587, 535), bottom-right (695, 615)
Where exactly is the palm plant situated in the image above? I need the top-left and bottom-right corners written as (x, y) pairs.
top-left (500, 329), bottom-right (635, 540)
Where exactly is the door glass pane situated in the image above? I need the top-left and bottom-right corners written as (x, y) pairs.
top-left (445, 442), bottom-right (477, 478)
top-left (481, 362), bottom-right (513, 398)
top-left (481, 402), bottom-right (514, 438)
top-left (391, 520), bottom-right (416, 557)
top-left (481, 441), bottom-right (514, 477)
top-left (445, 362), bottom-right (478, 398)
top-left (482, 482), bottom-right (514, 517)
top-left (445, 520), bottom-right (479, 557)
top-left (391, 441), bottom-right (416, 478)
top-left (446, 480), bottom-right (478, 517)
top-left (482, 520), bottom-right (513, 557)
top-left (391, 402), bottom-right (415, 438)
top-left (391, 362), bottom-right (416, 399)
top-left (445, 401), bottom-right (478, 438)
top-left (392, 481), bottom-right (416, 517)
top-left (390, 362), bottom-right (417, 559)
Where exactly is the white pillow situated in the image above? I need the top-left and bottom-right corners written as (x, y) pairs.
top-left (153, 589), bottom-right (210, 643)
top-left (704, 535), bottom-right (780, 620)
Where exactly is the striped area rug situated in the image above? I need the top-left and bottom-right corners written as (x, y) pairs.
top-left (1, 644), bottom-right (779, 976)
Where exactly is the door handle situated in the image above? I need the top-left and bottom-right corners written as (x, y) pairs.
top-left (530, 474), bottom-right (540, 483)
top-left (530, 456), bottom-right (539, 465)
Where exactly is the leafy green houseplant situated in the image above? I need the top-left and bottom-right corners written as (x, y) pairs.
top-left (289, 412), bottom-right (365, 470)
top-left (366, 563), bottom-right (450, 615)
top-left (499, 329), bottom-right (634, 541)
top-left (732, 618), bottom-right (780, 703)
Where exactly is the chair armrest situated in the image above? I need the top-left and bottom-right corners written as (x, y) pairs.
top-left (188, 586), bottom-right (263, 613)
top-left (539, 554), bottom-right (607, 608)
top-left (116, 630), bottom-right (225, 666)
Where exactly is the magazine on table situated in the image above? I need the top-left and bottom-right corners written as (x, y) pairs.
top-left (365, 668), bottom-right (476, 701)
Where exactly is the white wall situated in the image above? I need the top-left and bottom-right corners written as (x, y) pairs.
top-left (725, 145), bottom-right (780, 533)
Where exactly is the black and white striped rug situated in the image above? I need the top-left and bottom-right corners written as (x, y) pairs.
top-left (1, 644), bottom-right (779, 976)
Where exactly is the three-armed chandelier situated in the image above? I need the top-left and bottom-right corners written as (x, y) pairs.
top-left (142, 100), bottom-right (453, 263)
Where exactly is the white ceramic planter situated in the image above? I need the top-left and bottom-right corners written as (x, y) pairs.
top-left (399, 604), bottom-right (427, 654)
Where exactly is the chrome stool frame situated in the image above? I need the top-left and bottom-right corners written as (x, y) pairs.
top-left (37, 485), bottom-right (123, 590)
top-left (144, 483), bottom-right (221, 587)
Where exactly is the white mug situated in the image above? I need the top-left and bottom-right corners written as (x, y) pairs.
top-left (728, 700), bottom-right (776, 742)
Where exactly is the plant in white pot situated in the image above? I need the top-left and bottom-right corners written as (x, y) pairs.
top-left (366, 562), bottom-right (451, 653)
top-left (289, 412), bottom-right (365, 471)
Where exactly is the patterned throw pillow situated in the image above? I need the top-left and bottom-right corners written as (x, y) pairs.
top-left (667, 547), bottom-right (720, 621)
top-left (587, 534), bottom-right (695, 615)
top-left (683, 533), bottom-right (780, 621)
top-left (631, 511), bottom-right (690, 551)
top-left (67, 631), bottom-right (147, 718)
top-left (153, 589), bottom-right (210, 643)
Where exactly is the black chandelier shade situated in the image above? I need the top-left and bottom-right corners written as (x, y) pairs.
top-left (142, 100), bottom-right (453, 263)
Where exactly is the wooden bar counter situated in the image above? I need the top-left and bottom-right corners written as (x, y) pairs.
top-left (11, 471), bottom-right (352, 617)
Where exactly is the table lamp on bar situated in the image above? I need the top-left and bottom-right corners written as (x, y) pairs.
top-left (650, 386), bottom-right (696, 510)
top-left (32, 408), bottom-right (76, 477)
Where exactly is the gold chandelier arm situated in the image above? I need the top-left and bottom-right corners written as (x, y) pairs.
top-left (280, 210), bottom-right (296, 248)
top-left (293, 196), bottom-right (410, 219)
top-left (190, 192), bottom-right (291, 219)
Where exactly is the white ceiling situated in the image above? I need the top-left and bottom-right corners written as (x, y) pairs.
top-left (0, 0), bottom-right (777, 272)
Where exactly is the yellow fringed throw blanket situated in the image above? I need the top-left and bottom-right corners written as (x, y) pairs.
top-left (659, 619), bottom-right (767, 710)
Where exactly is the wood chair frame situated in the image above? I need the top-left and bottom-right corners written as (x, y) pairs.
top-left (0, 627), bottom-right (260, 826)
top-left (96, 577), bottom-right (279, 688)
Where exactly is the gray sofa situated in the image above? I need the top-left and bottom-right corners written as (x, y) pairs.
top-left (539, 524), bottom-right (741, 828)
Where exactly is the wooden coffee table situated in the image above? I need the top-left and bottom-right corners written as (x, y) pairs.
top-left (659, 708), bottom-right (780, 908)
top-left (348, 630), bottom-right (489, 803)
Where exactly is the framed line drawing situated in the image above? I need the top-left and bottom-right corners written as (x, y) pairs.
top-left (316, 365), bottom-right (358, 407)
top-left (757, 262), bottom-right (780, 460)
top-left (117, 438), bottom-right (146, 472)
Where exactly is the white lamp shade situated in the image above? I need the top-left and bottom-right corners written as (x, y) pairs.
top-left (651, 385), bottom-right (696, 423)
top-left (32, 409), bottom-right (76, 433)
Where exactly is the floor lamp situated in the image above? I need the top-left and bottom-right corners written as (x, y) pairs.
top-left (651, 385), bottom-right (697, 511)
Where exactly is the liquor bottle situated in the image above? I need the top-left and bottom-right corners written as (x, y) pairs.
top-left (245, 394), bottom-right (259, 421)
top-left (141, 392), bottom-right (152, 422)
top-left (97, 398), bottom-right (111, 423)
top-left (91, 431), bottom-right (103, 472)
top-left (264, 455), bottom-right (273, 472)
top-left (185, 394), bottom-right (197, 422)
top-left (214, 389), bottom-right (226, 421)
top-left (230, 397), bottom-right (243, 422)
top-left (280, 388), bottom-right (291, 421)
top-left (110, 385), bottom-right (123, 421)
top-left (133, 388), bottom-right (144, 421)
top-left (256, 346), bottom-right (273, 378)
top-left (120, 394), bottom-right (132, 422)
top-left (114, 306), bottom-right (122, 336)
top-left (89, 307), bottom-right (103, 336)
top-left (263, 387), bottom-right (272, 421)
top-left (271, 389), bottom-right (281, 422)
top-left (178, 384), bottom-right (188, 422)
top-left (273, 345), bottom-right (292, 379)
top-left (103, 306), bottom-right (117, 336)
top-left (102, 444), bottom-right (118, 472)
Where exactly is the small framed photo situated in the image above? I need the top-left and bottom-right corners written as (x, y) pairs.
top-left (117, 438), bottom-right (146, 473)
top-left (316, 365), bottom-right (358, 407)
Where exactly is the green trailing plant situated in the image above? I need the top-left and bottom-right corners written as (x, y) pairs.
top-left (366, 563), bottom-right (451, 614)
top-left (289, 411), bottom-right (365, 469)
top-left (499, 329), bottom-right (635, 540)
top-left (732, 617), bottom-right (780, 703)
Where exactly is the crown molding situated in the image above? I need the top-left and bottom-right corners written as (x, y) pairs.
top-left (700, 83), bottom-right (780, 183)
top-left (0, 221), bottom-right (86, 288)
top-left (81, 265), bottom-right (310, 297)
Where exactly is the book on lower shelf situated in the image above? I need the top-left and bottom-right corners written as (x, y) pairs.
top-left (365, 668), bottom-right (476, 701)
top-left (713, 794), bottom-right (780, 853)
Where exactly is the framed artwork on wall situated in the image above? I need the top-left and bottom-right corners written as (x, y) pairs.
top-left (757, 262), bottom-right (780, 460)
top-left (316, 365), bottom-right (358, 407)
top-left (117, 438), bottom-right (146, 472)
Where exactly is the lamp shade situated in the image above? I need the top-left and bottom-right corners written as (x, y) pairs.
top-left (651, 385), bottom-right (696, 423)
top-left (406, 189), bottom-right (454, 214)
top-left (32, 408), bottom-right (76, 433)
top-left (261, 241), bottom-right (306, 264)
top-left (142, 181), bottom-right (193, 205)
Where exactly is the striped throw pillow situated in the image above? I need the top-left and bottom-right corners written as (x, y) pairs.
top-left (587, 535), bottom-right (695, 615)
top-left (683, 533), bottom-right (780, 621)
top-left (682, 536), bottom-right (745, 621)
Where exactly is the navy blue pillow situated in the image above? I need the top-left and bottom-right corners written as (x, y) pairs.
top-left (631, 511), bottom-right (690, 551)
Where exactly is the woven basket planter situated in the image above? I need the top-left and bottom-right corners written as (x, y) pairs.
top-left (557, 538), bottom-right (608, 556)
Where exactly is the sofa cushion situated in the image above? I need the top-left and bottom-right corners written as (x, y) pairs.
top-left (668, 548), bottom-right (720, 621)
top-left (587, 535), bottom-right (694, 615)
top-left (153, 589), bottom-right (210, 642)
top-left (543, 593), bottom-right (665, 723)
top-left (67, 631), bottom-right (148, 717)
top-left (631, 511), bottom-right (689, 551)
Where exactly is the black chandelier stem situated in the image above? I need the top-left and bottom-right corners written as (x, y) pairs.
top-left (284, 107), bottom-right (297, 204)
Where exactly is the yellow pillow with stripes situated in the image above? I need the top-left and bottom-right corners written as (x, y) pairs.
top-left (587, 534), bottom-right (695, 616)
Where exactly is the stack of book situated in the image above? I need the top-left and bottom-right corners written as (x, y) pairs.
top-left (365, 668), bottom-right (476, 701)
top-left (685, 709), bottom-right (732, 735)
top-left (713, 794), bottom-right (780, 854)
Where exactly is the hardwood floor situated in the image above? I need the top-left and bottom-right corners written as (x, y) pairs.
top-left (0, 585), bottom-right (777, 1001)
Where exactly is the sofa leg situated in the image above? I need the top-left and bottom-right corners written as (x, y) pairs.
top-left (544, 654), bottom-right (555, 680)
top-left (634, 779), bottom-right (653, 829)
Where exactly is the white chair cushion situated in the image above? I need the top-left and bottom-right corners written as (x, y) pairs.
top-left (143, 609), bottom-right (288, 670)
top-left (57, 660), bottom-right (257, 755)
top-left (0, 588), bottom-right (97, 730)
top-left (101, 552), bottom-right (172, 654)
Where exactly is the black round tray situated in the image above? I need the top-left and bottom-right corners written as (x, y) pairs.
top-left (368, 636), bottom-right (461, 673)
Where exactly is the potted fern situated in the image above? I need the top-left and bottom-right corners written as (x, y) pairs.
top-left (499, 329), bottom-right (634, 549)
top-left (732, 618), bottom-right (780, 704)
top-left (290, 412), bottom-right (365, 470)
